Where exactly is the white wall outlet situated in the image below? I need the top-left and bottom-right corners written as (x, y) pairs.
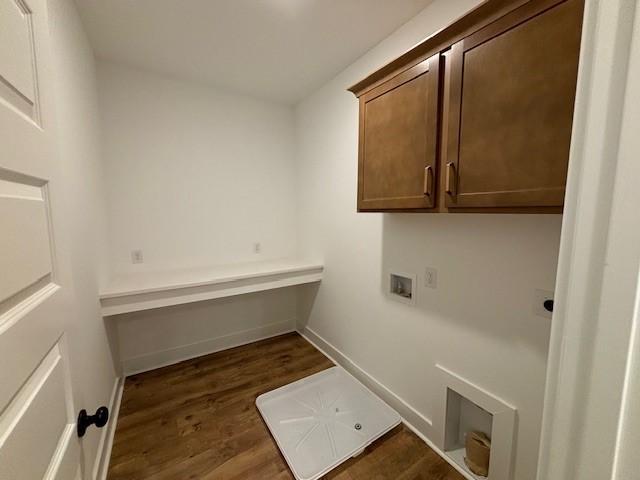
top-left (131, 249), bottom-right (144, 264)
top-left (425, 267), bottom-right (438, 289)
top-left (253, 242), bottom-right (261, 254)
top-left (533, 289), bottom-right (554, 319)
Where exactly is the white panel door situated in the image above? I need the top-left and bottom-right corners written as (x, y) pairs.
top-left (0, 0), bottom-right (82, 478)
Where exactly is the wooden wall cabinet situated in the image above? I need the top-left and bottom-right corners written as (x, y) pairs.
top-left (358, 54), bottom-right (440, 210)
top-left (349, 0), bottom-right (584, 213)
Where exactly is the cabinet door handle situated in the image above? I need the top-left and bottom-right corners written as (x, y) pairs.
top-left (423, 165), bottom-right (433, 197)
top-left (445, 162), bottom-right (456, 196)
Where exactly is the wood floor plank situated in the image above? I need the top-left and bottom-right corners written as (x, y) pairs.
top-left (107, 332), bottom-right (464, 480)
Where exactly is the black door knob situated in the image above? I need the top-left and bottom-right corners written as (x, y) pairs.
top-left (77, 406), bottom-right (109, 437)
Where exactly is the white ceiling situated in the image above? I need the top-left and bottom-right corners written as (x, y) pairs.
top-left (75, 0), bottom-right (432, 104)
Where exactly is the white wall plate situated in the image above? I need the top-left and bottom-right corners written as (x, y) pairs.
top-left (387, 271), bottom-right (417, 305)
top-left (434, 365), bottom-right (517, 480)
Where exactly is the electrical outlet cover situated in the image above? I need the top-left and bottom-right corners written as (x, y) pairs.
top-left (131, 250), bottom-right (144, 264)
top-left (425, 267), bottom-right (438, 289)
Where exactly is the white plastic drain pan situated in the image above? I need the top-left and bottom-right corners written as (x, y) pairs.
top-left (256, 366), bottom-right (401, 480)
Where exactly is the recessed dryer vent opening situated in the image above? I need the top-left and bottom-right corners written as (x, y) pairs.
top-left (445, 389), bottom-right (494, 479)
top-left (434, 365), bottom-right (517, 480)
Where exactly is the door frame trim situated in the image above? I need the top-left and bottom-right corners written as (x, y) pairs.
top-left (537, 0), bottom-right (640, 478)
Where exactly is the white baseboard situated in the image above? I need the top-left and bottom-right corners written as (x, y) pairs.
top-left (298, 326), bottom-right (434, 436)
top-left (93, 376), bottom-right (125, 480)
top-left (123, 319), bottom-right (296, 376)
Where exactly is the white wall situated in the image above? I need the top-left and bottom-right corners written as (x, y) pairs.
top-left (47, 0), bottom-right (116, 476)
top-left (97, 62), bottom-right (300, 374)
top-left (295, 2), bottom-right (562, 479)
top-left (97, 62), bottom-right (298, 275)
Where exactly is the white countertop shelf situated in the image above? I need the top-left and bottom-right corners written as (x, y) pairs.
top-left (99, 259), bottom-right (323, 317)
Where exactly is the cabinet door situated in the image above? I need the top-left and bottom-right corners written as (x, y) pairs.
top-left (358, 53), bottom-right (440, 211)
top-left (445, 0), bottom-right (584, 209)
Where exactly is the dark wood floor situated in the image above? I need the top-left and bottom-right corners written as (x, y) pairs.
top-left (108, 333), bottom-right (464, 480)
